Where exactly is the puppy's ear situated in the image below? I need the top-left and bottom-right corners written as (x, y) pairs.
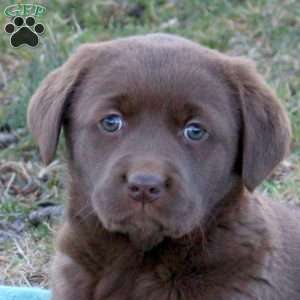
top-left (223, 57), bottom-right (291, 191)
top-left (27, 45), bottom-right (94, 165)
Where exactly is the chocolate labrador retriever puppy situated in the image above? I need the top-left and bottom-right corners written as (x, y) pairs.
top-left (28, 34), bottom-right (300, 300)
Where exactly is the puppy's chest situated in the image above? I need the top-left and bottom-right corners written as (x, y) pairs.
top-left (93, 264), bottom-right (278, 300)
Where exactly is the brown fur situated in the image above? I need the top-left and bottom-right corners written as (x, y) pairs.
top-left (27, 34), bottom-right (300, 300)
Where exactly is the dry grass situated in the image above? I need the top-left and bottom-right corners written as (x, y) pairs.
top-left (0, 230), bottom-right (54, 287)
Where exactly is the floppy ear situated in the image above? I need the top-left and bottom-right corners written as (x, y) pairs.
top-left (223, 57), bottom-right (292, 191)
top-left (27, 45), bottom-right (94, 165)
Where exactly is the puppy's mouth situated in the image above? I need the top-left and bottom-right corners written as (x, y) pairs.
top-left (103, 211), bottom-right (181, 251)
top-left (105, 214), bottom-right (164, 251)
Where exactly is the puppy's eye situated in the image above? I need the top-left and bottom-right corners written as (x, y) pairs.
top-left (184, 123), bottom-right (207, 141)
top-left (100, 114), bottom-right (124, 132)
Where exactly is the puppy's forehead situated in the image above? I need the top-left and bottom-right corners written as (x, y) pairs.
top-left (74, 35), bottom-right (234, 122)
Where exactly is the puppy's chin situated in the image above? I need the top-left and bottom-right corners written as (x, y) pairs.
top-left (103, 217), bottom-right (166, 251)
top-left (128, 228), bottom-right (164, 251)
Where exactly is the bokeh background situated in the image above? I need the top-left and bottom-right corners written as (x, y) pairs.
top-left (0, 0), bottom-right (299, 287)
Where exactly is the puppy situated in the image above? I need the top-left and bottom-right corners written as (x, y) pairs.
top-left (28, 34), bottom-right (300, 300)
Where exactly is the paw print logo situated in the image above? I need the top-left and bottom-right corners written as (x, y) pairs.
top-left (4, 16), bottom-right (45, 48)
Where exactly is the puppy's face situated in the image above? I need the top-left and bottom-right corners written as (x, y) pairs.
top-left (70, 48), bottom-right (239, 248)
top-left (28, 35), bottom-right (291, 250)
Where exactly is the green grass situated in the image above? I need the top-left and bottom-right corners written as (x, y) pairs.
top-left (0, 0), bottom-right (299, 287)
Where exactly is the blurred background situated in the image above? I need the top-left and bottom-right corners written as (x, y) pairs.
top-left (0, 0), bottom-right (299, 288)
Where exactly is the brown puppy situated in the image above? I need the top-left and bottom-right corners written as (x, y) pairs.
top-left (28, 34), bottom-right (300, 300)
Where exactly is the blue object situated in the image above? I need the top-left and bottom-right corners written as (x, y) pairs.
top-left (0, 286), bottom-right (51, 300)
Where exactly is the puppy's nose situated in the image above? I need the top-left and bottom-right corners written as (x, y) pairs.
top-left (127, 173), bottom-right (165, 203)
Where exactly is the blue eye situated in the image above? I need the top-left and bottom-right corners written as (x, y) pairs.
top-left (100, 114), bottom-right (124, 132)
top-left (184, 123), bottom-right (207, 141)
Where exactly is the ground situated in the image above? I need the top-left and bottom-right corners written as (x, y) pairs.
top-left (0, 0), bottom-right (299, 288)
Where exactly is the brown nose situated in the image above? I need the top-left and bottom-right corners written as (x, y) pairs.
top-left (127, 173), bottom-right (166, 203)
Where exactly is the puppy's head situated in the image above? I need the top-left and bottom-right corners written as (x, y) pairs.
top-left (28, 34), bottom-right (291, 250)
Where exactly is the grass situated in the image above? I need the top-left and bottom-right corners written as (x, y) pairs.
top-left (0, 0), bottom-right (299, 288)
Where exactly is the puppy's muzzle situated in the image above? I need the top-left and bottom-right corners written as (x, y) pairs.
top-left (111, 155), bottom-right (177, 206)
top-left (126, 172), bottom-right (170, 204)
